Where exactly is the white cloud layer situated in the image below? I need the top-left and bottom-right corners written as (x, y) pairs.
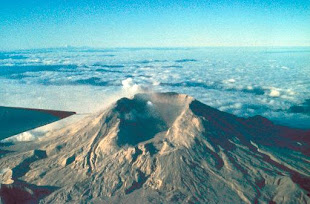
top-left (0, 47), bottom-right (309, 138)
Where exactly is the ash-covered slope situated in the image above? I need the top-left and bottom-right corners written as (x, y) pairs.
top-left (1, 92), bottom-right (309, 204)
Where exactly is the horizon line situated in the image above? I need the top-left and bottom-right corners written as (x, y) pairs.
top-left (1, 45), bottom-right (310, 52)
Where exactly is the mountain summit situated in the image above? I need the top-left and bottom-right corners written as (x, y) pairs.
top-left (1, 92), bottom-right (309, 203)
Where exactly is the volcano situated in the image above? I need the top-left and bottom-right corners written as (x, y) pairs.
top-left (0, 92), bottom-right (309, 203)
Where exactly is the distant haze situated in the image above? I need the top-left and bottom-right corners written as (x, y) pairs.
top-left (0, 0), bottom-right (310, 50)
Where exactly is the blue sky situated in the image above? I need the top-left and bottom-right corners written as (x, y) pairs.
top-left (0, 0), bottom-right (309, 50)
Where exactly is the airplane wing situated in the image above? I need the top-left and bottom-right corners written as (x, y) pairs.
top-left (0, 106), bottom-right (76, 140)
